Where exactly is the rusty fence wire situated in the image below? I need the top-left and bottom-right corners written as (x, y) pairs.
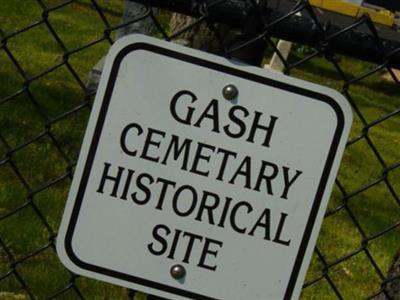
top-left (0, 0), bottom-right (399, 299)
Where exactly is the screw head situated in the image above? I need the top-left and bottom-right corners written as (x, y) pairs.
top-left (170, 264), bottom-right (186, 279)
top-left (222, 84), bottom-right (238, 100)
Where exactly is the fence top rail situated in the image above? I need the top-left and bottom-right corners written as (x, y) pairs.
top-left (128, 0), bottom-right (400, 68)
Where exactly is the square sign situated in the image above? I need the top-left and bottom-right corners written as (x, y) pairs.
top-left (57, 34), bottom-right (352, 300)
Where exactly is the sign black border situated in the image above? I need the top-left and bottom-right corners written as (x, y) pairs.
top-left (64, 42), bottom-right (345, 300)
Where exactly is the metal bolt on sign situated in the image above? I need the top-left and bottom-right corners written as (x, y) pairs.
top-left (170, 265), bottom-right (186, 280)
top-left (222, 84), bottom-right (239, 100)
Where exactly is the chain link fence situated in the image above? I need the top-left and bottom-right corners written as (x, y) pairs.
top-left (0, 0), bottom-right (399, 299)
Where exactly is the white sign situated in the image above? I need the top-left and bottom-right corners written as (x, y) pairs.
top-left (57, 34), bottom-right (352, 300)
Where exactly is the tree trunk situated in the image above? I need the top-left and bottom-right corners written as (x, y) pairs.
top-left (168, 11), bottom-right (267, 66)
top-left (168, 13), bottom-right (231, 54)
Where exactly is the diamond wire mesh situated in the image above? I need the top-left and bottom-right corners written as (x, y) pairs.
top-left (0, 0), bottom-right (399, 299)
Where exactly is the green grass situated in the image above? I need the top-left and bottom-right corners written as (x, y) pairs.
top-left (0, 1), bottom-right (399, 299)
top-left (288, 51), bottom-right (400, 299)
top-left (0, 1), bottom-right (136, 299)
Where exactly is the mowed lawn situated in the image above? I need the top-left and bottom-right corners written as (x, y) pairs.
top-left (0, 1), bottom-right (399, 299)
